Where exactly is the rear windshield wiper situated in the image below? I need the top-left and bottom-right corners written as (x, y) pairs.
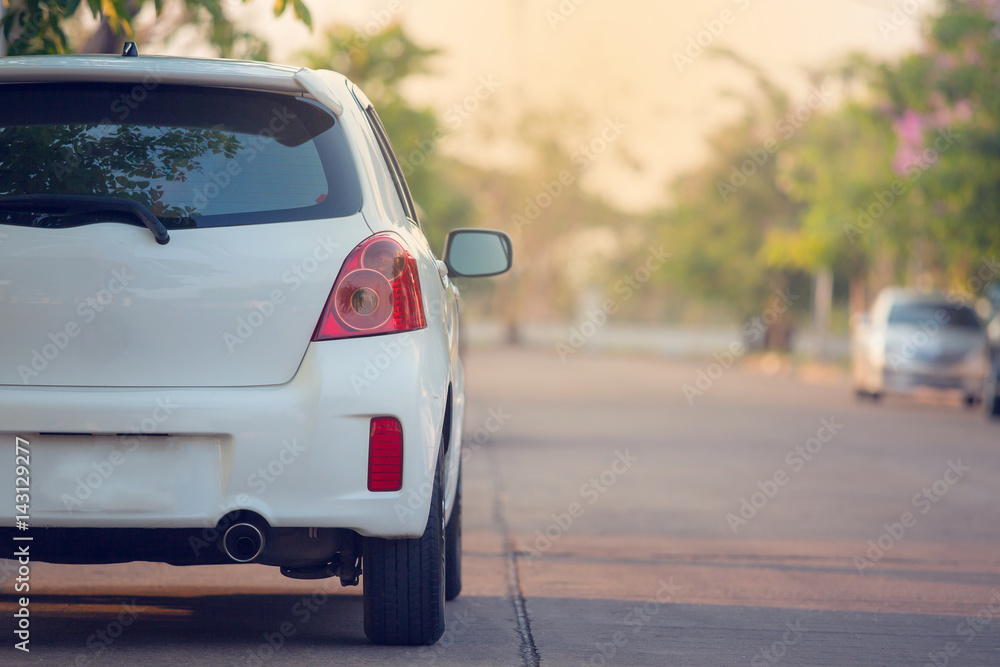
top-left (0, 195), bottom-right (170, 245)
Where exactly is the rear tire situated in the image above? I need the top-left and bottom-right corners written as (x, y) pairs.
top-left (445, 463), bottom-right (462, 601)
top-left (363, 449), bottom-right (446, 646)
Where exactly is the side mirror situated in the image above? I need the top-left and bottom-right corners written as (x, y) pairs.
top-left (443, 229), bottom-right (512, 278)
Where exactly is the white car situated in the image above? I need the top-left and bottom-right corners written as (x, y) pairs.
top-left (0, 50), bottom-right (511, 646)
top-left (852, 288), bottom-right (989, 406)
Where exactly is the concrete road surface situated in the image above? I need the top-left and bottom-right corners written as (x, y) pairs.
top-left (2, 347), bottom-right (999, 666)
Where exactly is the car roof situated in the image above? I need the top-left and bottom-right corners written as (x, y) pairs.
top-left (877, 287), bottom-right (970, 307)
top-left (0, 55), bottom-right (348, 115)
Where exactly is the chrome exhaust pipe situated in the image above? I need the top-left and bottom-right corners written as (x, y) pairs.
top-left (222, 522), bottom-right (265, 563)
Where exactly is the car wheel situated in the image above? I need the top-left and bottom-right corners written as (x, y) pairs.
top-left (445, 462), bottom-right (462, 602)
top-left (363, 446), bottom-right (446, 646)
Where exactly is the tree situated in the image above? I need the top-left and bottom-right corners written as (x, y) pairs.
top-left (762, 96), bottom-right (900, 316)
top-left (770, 1), bottom-right (1000, 302)
top-left (297, 23), bottom-right (471, 252)
top-left (1, 0), bottom-right (311, 57)
top-left (869, 0), bottom-right (1000, 288)
top-left (662, 0), bottom-right (1000, 338)
top-left (656, 54), bottom-right (810, 349)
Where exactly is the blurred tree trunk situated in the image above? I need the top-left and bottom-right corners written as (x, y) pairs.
top-left (79, 18), bottom-right (120, 54)
top-left (81, 1), bottom-right (144, 54)
top-left (849, 274), bottom-right (867, 316)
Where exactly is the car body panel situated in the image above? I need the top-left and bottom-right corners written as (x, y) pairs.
top-left (0, 56), bottom-right (467, 544)
top-left (0, 216), bottom-right (371, 387)
top-left (0, 54), bottom-right (323, 101)
top-left (0, 327), bottom-right (448, 536)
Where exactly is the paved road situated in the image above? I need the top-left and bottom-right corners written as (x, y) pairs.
top-left (2, 347), bottom-right (999, 665)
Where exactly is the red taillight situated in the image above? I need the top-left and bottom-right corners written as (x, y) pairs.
top-left (312, 233), bottom-right (427, 341)
top-left (368, 417), bottom-right (403, 492)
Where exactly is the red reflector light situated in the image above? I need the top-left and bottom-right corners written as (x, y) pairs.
top-left (313, 233), bottom-right (427, 341)
top-left (368, 417), bottom-right (403, 492)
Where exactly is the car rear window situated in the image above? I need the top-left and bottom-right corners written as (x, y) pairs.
top-left (888, 302), bottom-right (982, 329)
top-left (0, 83), bottom-right (362, 229)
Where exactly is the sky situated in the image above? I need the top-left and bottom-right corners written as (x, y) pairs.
top-left (221, 0), bottom-right (939, 213)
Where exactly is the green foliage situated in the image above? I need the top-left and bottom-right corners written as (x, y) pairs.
top-left (1, 0), bottom-right (311, 56)
top-left (658, 63), bottom-right (808, 322)
top-left (297, 23), bottom-right (468, 252)
top-left (665, 0), bottom-right (1000, 321)
top-left (0, 122), bottom-right (241, 217)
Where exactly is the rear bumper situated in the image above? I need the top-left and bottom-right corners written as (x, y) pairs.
top-left (0, 330), bottom-right (452, 539)
top-left (881, 360), bottom-right (986, 396)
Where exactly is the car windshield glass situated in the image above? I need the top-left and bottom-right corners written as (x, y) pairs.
top-left (887, 302), bottom-right (982, 329)
top-left (0, 83), bottom-right (362, 229)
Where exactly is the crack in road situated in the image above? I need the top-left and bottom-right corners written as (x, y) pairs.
top-left (488, 445), bottom-right (541, 667)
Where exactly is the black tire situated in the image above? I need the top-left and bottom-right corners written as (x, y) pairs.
top-left (363, 449), bottom-right (446, 646)
top-left (445, 462), bottom-right (462, 601)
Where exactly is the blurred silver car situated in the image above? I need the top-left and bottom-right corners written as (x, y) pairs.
top-left (852, 288), bottom-right (990, 405)
top-left (985, 310), bottom-right (1000, 418)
